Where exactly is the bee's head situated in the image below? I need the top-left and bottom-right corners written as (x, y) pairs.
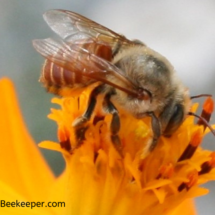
top-left (160, 103), bottom-right (186, 136)
top-left (159, 89), bottom-right (191, 137)
top-left (159, 93), bottom-right (215, 137)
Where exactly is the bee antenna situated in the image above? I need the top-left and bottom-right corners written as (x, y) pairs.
top-left (190, 94), bottom-right (212, 99)
top-left (188, 111), bottom-right (215, 136)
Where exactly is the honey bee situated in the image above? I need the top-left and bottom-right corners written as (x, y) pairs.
top-left (33, 10), bottom-right (198, 154)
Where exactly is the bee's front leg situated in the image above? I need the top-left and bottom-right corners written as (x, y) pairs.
top-left (103, 93), bottom-right (123, 157)
top-left (146, 112), bottom-right (161, 150)
top-left (72, 85), bottom-right (103, 147)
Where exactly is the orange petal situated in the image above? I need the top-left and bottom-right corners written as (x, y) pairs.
top-left (0, 78), bottom-right (55, 200)
top-left (39, 140), bottom-right (70, 156)
top-left (171, 200), bottom-right (197, 215)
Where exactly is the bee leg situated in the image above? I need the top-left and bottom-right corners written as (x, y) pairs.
top-left (103, 94), bottom-right (122, 157)
top-left (72, 85), bottom-right (103, 147)
top-left (147, 112), bottom-right (161, 150)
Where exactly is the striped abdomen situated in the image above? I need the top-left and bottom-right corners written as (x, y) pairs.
top-left (40, 40), bottom-right (112, 94)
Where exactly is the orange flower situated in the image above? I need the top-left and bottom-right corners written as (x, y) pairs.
top-left (0, 77), bottom-right (214, 214)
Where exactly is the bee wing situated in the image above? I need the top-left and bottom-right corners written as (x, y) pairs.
top-left (43, 10), bottom-right (135, 52)
top-left (32, 38), bottom-right (138, 97)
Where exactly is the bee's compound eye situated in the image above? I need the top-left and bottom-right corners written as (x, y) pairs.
top-left (171, 105), bottom-right (181, 120)
top-left (163, 104), bottom-right (184, 136)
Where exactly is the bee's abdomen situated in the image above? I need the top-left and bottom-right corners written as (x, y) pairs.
top-left (40, 39), bottom-right (112, 93)
top-left (40, 60), bottom-right (92, 87)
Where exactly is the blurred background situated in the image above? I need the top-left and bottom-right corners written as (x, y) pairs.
top-left (0, 0), bottom-right (215, 214)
